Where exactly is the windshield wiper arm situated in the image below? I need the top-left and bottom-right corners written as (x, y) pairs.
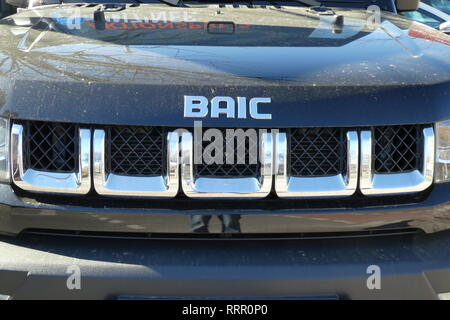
top-left (133, 0), bottom-right (180, 6)
top-left (93, 0), bottom-right (181, 30)
top-left (158, 0), bottom-right (180, 6)
top-left (290, 0), bottom-right (322, 6)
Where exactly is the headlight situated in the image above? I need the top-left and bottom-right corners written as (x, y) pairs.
top-left (435, 119), bottom-right (450, 183)
top-left (0, 117), bottom-right (9, 183)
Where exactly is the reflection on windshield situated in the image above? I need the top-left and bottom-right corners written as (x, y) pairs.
top-left (403, 10), bottom-right (442, 29)
top-left (0, 7), bottom-right (372, 47)
top-left (424, 0), bottom-right (450, 15)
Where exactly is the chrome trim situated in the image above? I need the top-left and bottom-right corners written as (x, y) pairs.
top-left (93, 129), bottom-right (179, 198)
top-left (11, 124), bottom-right (91, 194)
top-left (360, 127), bottom-right (435, 195)
top-left (0, 117), bottom-right (10, 183)
top-left (274, 131), bottom-right (358, 198)
top-left (180, 131), bottom-right (273, 199)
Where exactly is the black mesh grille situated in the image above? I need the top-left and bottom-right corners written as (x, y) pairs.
top-left (25, 121), bottom-right (78, 173)
top-left (107, 126), bottom-right (166, 177)
top-left (289, 128), bottom-right (347, 177)
top-left (194, 128), bottom-right (260, 177)
top-left (374, 125), bottom-right (424, 174)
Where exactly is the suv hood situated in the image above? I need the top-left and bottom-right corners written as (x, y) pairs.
top-left (0, 4), bottom-right (449, 127)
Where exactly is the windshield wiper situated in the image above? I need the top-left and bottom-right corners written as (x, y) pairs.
top-left (133, 0), bottom-right (181, 6)
top-left (155, 0), bottom-right (180, 6)
top-left (93, 0), bottom-right (181, 29)
top-left (291, 0), bottom-right (322, 6)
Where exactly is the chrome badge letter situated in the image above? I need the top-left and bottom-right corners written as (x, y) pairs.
top-left (184, 95), bottom-right (272, 119)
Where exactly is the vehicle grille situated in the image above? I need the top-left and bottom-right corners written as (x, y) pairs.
top-left (106, 126), bottom-right (166, 177)
top-left (14, 121), bottom-right (431, 197)
top-left (289, 127), bottom-right (347, 177)
top-left (374, 125), bottom-right (423, 174)
top-left (194, 128), bottom-right (260, 178)
top-left (24, 121), bottom-right (78, 173)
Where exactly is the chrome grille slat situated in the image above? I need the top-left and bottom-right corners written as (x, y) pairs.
top-left (275, 130), bottom-right (359, 198)
top-left (93, 129), bottom-right (179, 198)
top-left (11, 123), bottom-right (91, 195)
top-left (360, 126), bottom-right (434, 195)
top-left (181, 130), bottom-right (274, 199)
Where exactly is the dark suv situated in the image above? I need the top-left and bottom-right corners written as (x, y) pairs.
top-left (0, 0), bottom-right (450, 300)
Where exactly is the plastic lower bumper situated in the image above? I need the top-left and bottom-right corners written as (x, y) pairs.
top-left (1, 231), bottom-right (450, 299)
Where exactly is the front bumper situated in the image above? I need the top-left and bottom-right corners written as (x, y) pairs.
top-left (0, 182), bottom-right (450, 236)
top-left (1, 182), bottom-right (450, 299)
top-left (2, 231), bottom-right (450, 299)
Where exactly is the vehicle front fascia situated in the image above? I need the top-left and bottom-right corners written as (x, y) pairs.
top-left (0, 3), bottom-right (449, 238)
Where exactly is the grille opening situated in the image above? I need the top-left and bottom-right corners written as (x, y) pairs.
top-left (106, 126), bottom-right (166, 177)
top-left (24, 121), bottom-right (78, 173)
top-left (21, 227), bottom-right (421, 240)
top-left (194, 128), bottom-right (260, 178)
top-left (289, 128), bottom-right (347, 177)
top-left (374, 125), bottom-right (424, 174)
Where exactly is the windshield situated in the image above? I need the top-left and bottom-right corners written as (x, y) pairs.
top-left (36, 0), bottom-right (394, 11)
top-left (403, 9), bottom-right (443, 28)
top-left (0, 5), bottom-right (382, 47)
top-left (422, 0), bottom-right (450, 15)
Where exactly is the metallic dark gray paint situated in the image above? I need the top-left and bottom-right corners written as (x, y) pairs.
top-left (0, 5), bottom-right (449, 127)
